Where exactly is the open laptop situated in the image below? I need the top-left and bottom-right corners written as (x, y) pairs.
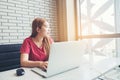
top-left (31, 41), bottom-right (85, 78)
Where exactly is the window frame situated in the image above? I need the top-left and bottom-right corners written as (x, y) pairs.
top-left (77, 0), bottom-right (120, 57)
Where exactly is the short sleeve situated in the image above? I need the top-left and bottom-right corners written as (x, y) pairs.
top-left (20, 38), bottom-right (30, 54)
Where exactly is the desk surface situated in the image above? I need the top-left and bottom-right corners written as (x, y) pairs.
top-left (0, 58), bottom-right (120, 80)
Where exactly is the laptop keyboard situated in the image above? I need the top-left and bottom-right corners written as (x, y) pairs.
top-left (95, 66), bottom-right (120, 80)
top-left (42, 69), bottom-right (47, 72)
top-left (31, 67), bottom-right (47, 77)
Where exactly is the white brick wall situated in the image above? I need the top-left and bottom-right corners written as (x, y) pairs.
top-left (0, 0), bottom-right (58, 44)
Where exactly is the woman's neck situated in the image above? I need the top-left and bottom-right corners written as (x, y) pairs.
top-left (32, 35), bottom-right (44, 48)
top-left (33, 35), bottom-right (43, 43)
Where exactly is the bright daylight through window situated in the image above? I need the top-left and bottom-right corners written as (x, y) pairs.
top-left (78, 0), bottom-right (120, 63)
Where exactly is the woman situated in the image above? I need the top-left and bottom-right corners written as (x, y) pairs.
top-left (20, 18), bottom-right (53, 71)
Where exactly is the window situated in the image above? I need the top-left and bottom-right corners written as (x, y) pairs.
top-left (77, 0), bottom-right (120, 63)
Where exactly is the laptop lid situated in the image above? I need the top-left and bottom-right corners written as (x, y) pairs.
top-left (46, 41), bottom-right (85, 77)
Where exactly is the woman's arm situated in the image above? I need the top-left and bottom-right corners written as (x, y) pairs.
top-left (20, 54), bottom-right (48, 70)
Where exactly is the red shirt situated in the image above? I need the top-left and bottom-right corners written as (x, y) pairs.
top-left (20, 37), bottom-right (53, 61)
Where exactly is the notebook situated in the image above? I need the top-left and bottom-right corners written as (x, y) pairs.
top-left (31, 41), bottom-right (85, 78)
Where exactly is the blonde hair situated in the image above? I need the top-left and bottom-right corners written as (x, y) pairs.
top-left (42, 36), bottom-right (51, 59)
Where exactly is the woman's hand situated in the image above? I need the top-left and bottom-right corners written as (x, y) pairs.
top-left (21, 54), bottom-right (48, 70)
top-left (38, 61), bottom-right (48, 71)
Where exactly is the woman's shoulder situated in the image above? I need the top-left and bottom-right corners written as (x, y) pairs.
top-left (23, 37), bottom-right (32, 42)
top-left (48, 36), bottom-right (54, 44)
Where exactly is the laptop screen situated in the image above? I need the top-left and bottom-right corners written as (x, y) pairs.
top-left (46, 41), bottom-right (86, 77)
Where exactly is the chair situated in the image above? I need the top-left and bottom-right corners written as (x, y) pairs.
top-left (0, 44), bottom-right (21, 71)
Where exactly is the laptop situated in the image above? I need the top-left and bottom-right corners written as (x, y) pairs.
top-left (31, 41), bottom-right (85, 78)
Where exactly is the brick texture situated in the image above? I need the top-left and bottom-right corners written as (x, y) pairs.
top-left (0, 0), bottom-right (58, 44)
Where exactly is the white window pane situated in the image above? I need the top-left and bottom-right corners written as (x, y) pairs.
top-left (79, 0), bottom-right (115, 36)
top-left (82, 38), bottom-right (116, 63)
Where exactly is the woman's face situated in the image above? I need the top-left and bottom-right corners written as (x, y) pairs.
top-left (37, 21), bottom-right (50, 37)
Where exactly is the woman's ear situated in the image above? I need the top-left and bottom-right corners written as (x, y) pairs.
top-left (36, 27), bottom-right (40, 32)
